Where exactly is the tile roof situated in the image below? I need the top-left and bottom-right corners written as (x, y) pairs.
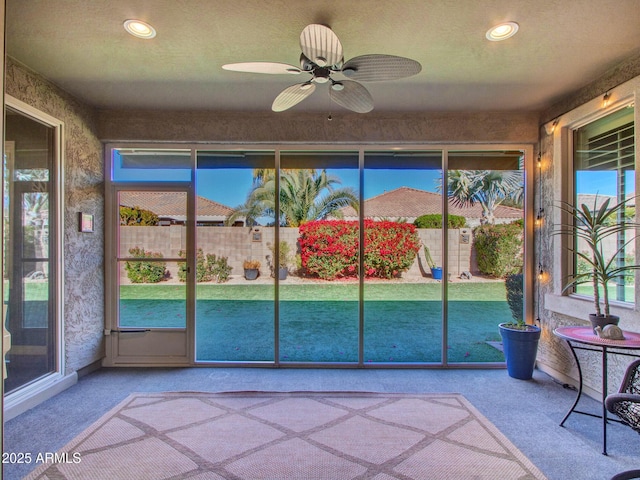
top-left (340, 187), bottom-right (522, 220)
top-left (119, 191), bottom-right (233, 217)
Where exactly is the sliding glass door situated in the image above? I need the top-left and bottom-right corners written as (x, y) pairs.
top-left (446, 151), bottom-right (525, 364)
top-left (278, 151), bottom-right (360, 363)
top-left (195, 151), bottom-right (275, 362)
top-left (3, 107), bottom-right (59, 394)
top-left (363, 151), bottom-right (443, 363)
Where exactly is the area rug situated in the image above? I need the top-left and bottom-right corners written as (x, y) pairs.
top-left (25, 392), bottom-right (546, 480)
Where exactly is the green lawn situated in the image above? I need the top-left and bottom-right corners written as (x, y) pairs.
top-left (119, 281), bottom-right (510, 364)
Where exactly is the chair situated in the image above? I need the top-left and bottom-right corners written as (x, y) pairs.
top-left (605, 359), bottom-right (640, 480)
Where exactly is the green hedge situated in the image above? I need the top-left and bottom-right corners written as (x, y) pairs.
top-left (119, 206), bottom-right (159, 226)
top-left (473, 222), bottom-right (523, 278)
top-left (124, 247), bottom-right (166, 283)
top-left (414, 214), bottom-right (466, 229)
top-left (299, 220), bottom-right (420, 280)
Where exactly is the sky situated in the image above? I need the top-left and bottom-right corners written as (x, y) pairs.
top-left (113, 149), bottom-right (633, 209)
top-left (195, 168), bottom-right (442, 208)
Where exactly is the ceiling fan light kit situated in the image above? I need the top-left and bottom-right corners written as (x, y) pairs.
top-left (222, 24), bottom-right (422, 113)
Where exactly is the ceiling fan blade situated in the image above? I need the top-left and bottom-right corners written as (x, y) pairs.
top-left (329, 80), bottom-right (373, 113)
top-left (341, 54), bottom-right (422, 82)
top-left (300, 24), bottom-right (343, 67)
top-left (272, 83), bottom-right (317, 112)
top-left (222, 62), bottom-right (302, 75)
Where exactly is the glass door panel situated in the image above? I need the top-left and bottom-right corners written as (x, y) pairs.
top-left (4, 109), bottom-right (57, 393)
top-left (279, 151), bottom-right (359, 363)
top-left (363, 151), bottom-right (443, 363)
top-left (195, 151), bottom-right (275, 362)
top-left (446, 151), bottom-right (525, 364)
top-left (117, 190), bottom-right (187, 329)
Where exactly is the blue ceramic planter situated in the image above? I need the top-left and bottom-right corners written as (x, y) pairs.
top-left (499, 323), bottom-right (541, 380)
top-left (430, 267), bottom-right (443, 280)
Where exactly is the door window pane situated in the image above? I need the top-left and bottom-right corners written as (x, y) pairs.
top-left (4, 109), bottom-right (57, 393)
top-left (447, 151), bottom-right (525, 363)
top-left (118, 190), bottom-right (186, 328)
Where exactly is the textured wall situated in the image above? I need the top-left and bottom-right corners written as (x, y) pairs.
top-left (98, 110), bottom-right (539, 144)
top-left (541, 49), bottom-right (640, 125)
top-left (5, 58), bottom-right (104, 375)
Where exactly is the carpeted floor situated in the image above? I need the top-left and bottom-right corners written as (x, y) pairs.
top-left (25, 391), bottom-right (546, 480)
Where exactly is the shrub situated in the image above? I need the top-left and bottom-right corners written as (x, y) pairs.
top-left (178, 249), bottom-right (232, 283)
top-left (473, 221), bottom-right (523, 278)
top-left (125, 247), bottom-right (166, 283)
top-left (298, 220), bottom-right (420, 280)
top-left (208, 253), bottom-right (232, 283)
top-left (505, 273), bottom-right (524, 321)
top-left (243, 259), bottom-right (261, 269)
top-left (267, 241), bottom-right (292, 268)
top-left (414, 214), bottom-right (466, 229)
top-left (120, 206), bottom-right (159, 226)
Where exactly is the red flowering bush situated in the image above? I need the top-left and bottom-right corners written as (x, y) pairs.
top-left (298, 220), bottom-right (420, 280)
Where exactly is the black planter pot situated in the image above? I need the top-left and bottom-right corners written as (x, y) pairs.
top-left (278, 267), bottom-right (288, 280)
top-left (499, 323), bottom-right (541, 380)
top-left (588, 314), bottom-right (620, 334)
top-left (244, 268), bottom-right (259, 280)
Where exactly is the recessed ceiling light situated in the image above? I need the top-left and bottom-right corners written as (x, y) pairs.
top-left (486, 22), bottom-right (519, 42)
top-left (123, 19), bottom-right (156, 39)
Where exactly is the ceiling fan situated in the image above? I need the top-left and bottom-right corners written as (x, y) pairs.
top-left (222, 24), bottom-right (422, 113)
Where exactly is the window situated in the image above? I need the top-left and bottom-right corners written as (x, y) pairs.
top-left (573, 105), bottom-right (635, 303)
top-left (106, 144), bottom-right (532, 367)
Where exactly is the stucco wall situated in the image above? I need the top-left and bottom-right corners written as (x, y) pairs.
top-left (5, 58), bottom-right (104, 375)
top-left (98, 110), bottom-right (539, 144)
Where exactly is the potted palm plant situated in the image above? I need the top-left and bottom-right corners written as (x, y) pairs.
top-left (555, 195), bottom-right (640, 332)
top-left (268, 241), bottom-right (292, 280)
top-left (423, 246), bottom-right (442, 280)
top-left (499, 273), bottom-right (541, 380)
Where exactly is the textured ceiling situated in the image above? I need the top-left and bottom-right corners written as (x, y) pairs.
top-left (6, 0), bottom-right (640, 113)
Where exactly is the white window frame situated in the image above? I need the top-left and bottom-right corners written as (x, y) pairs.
top-left (3, 95), bottom-right (72, 420)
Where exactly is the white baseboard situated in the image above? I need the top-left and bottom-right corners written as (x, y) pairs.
top-left (4, 372), bottom-right (78, 421)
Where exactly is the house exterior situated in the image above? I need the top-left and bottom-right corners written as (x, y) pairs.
top-left (338, 186), bottom-right (523, 227)
top-left (119, 191), bottom-right (242, 226)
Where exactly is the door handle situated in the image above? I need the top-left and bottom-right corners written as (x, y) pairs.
top-left (108, 329), bottom-right (151, 334)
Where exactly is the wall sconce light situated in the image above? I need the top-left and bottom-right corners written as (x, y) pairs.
top-left (537, 264), bottom-right (544, 280)
top-left (535, 209), bottom-right (544, 227)
top-left (536, 153), bottom-right (542, 169)
top-left (545, 118), bottom-right (559, 135)
top-left (602, 91), bottom-right (611, 108)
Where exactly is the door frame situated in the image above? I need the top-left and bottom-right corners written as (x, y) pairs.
top-left (104, 183), bottom-right (194, 366)
top-left (3, 95), bottom-right (67, 418)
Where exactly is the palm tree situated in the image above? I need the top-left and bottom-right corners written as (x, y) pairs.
top-left (445, 170), bottom-right (523, 224)
top-left (227, 169), bottom-right (358, 226)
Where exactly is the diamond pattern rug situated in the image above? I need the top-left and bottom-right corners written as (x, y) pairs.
top-left (25, 392), bottom-right (547, 480)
